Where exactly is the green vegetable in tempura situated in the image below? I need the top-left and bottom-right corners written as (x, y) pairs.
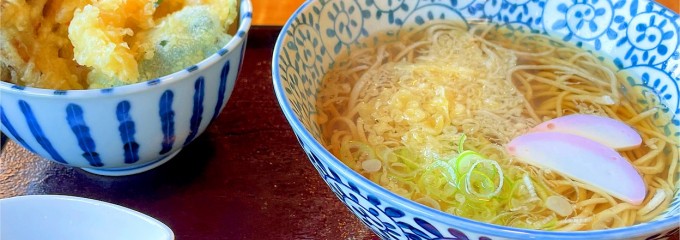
top-left (137, 6), bottom-right (232, 80)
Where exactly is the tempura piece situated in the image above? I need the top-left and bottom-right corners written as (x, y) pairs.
top-left (1, 0), bottom-right (90, 90)
top-left (157, 0), bottom-right (238, 28)
top-left (1, 0), bottom-right (238, 89)
top-left (88, 2), bottom-right (237, 88)
top-left (137, 6), bottom-right (232, 80)
top-left (199, 0), bottom-right (238, 29)
top-left (68, 0), bottom-right (156, 84)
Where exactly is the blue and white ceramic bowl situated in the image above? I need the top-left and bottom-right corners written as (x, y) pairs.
top-left (0, 0), bottom-right (252, 176)
top-left (273, 0), bottom-right (680, 239)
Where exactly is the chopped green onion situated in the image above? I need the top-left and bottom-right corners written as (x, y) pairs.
top-left (458, 134), bottom-right (467, 153)
top-left (464, 160), bottom-right (504, 198)
top-left (454, 150), bottom-right (482, 174)
top-left (340, 141), bottom-right (376, 165)
top-left (426, 161), bottom-right (458, 187)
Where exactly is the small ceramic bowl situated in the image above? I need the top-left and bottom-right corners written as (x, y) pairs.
top-left (0, 195), bottom-right (174, 240)
top-left (0, 0), bottom-right (252, 176)
top-left (273, 0), bottom-right (680, 239)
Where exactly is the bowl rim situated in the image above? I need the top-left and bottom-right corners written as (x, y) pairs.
top-left (0, 0), bottom-right (253, 98)
top-left (272, 0), bottom-right (680, 239)
top-left (0, 194), bottom-right (175, 239)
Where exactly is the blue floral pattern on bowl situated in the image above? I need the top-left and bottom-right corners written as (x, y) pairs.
top-left (274, 0), bottom-right (680, 239)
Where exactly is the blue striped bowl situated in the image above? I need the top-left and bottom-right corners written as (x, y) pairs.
top-left (273, 0), bottom-right (680, 239)
top-left (0, 0), bottom-right (252, 176)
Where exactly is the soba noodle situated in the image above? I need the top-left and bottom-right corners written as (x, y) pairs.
top-left (316, 22), bottom-right (679, 231)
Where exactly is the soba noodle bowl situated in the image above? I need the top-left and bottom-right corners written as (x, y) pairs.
top-left (315, 21), bottom-right (679, 231)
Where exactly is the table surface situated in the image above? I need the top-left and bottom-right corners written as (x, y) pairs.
top-left (2, 1), bottom-right (680, 240)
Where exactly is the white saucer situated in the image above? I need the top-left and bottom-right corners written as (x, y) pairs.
top-left (0, 195), bottom-right (174, 240)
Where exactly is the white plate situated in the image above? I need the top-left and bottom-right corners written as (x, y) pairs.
top-left (0, 195), bottom-right (174, 240)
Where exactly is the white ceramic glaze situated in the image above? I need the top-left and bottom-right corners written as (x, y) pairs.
top-left (0, 195), bottom-right (174, 240)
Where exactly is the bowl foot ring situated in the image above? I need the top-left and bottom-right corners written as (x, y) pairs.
top-left (79, 151), bottom-right (181, 176)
